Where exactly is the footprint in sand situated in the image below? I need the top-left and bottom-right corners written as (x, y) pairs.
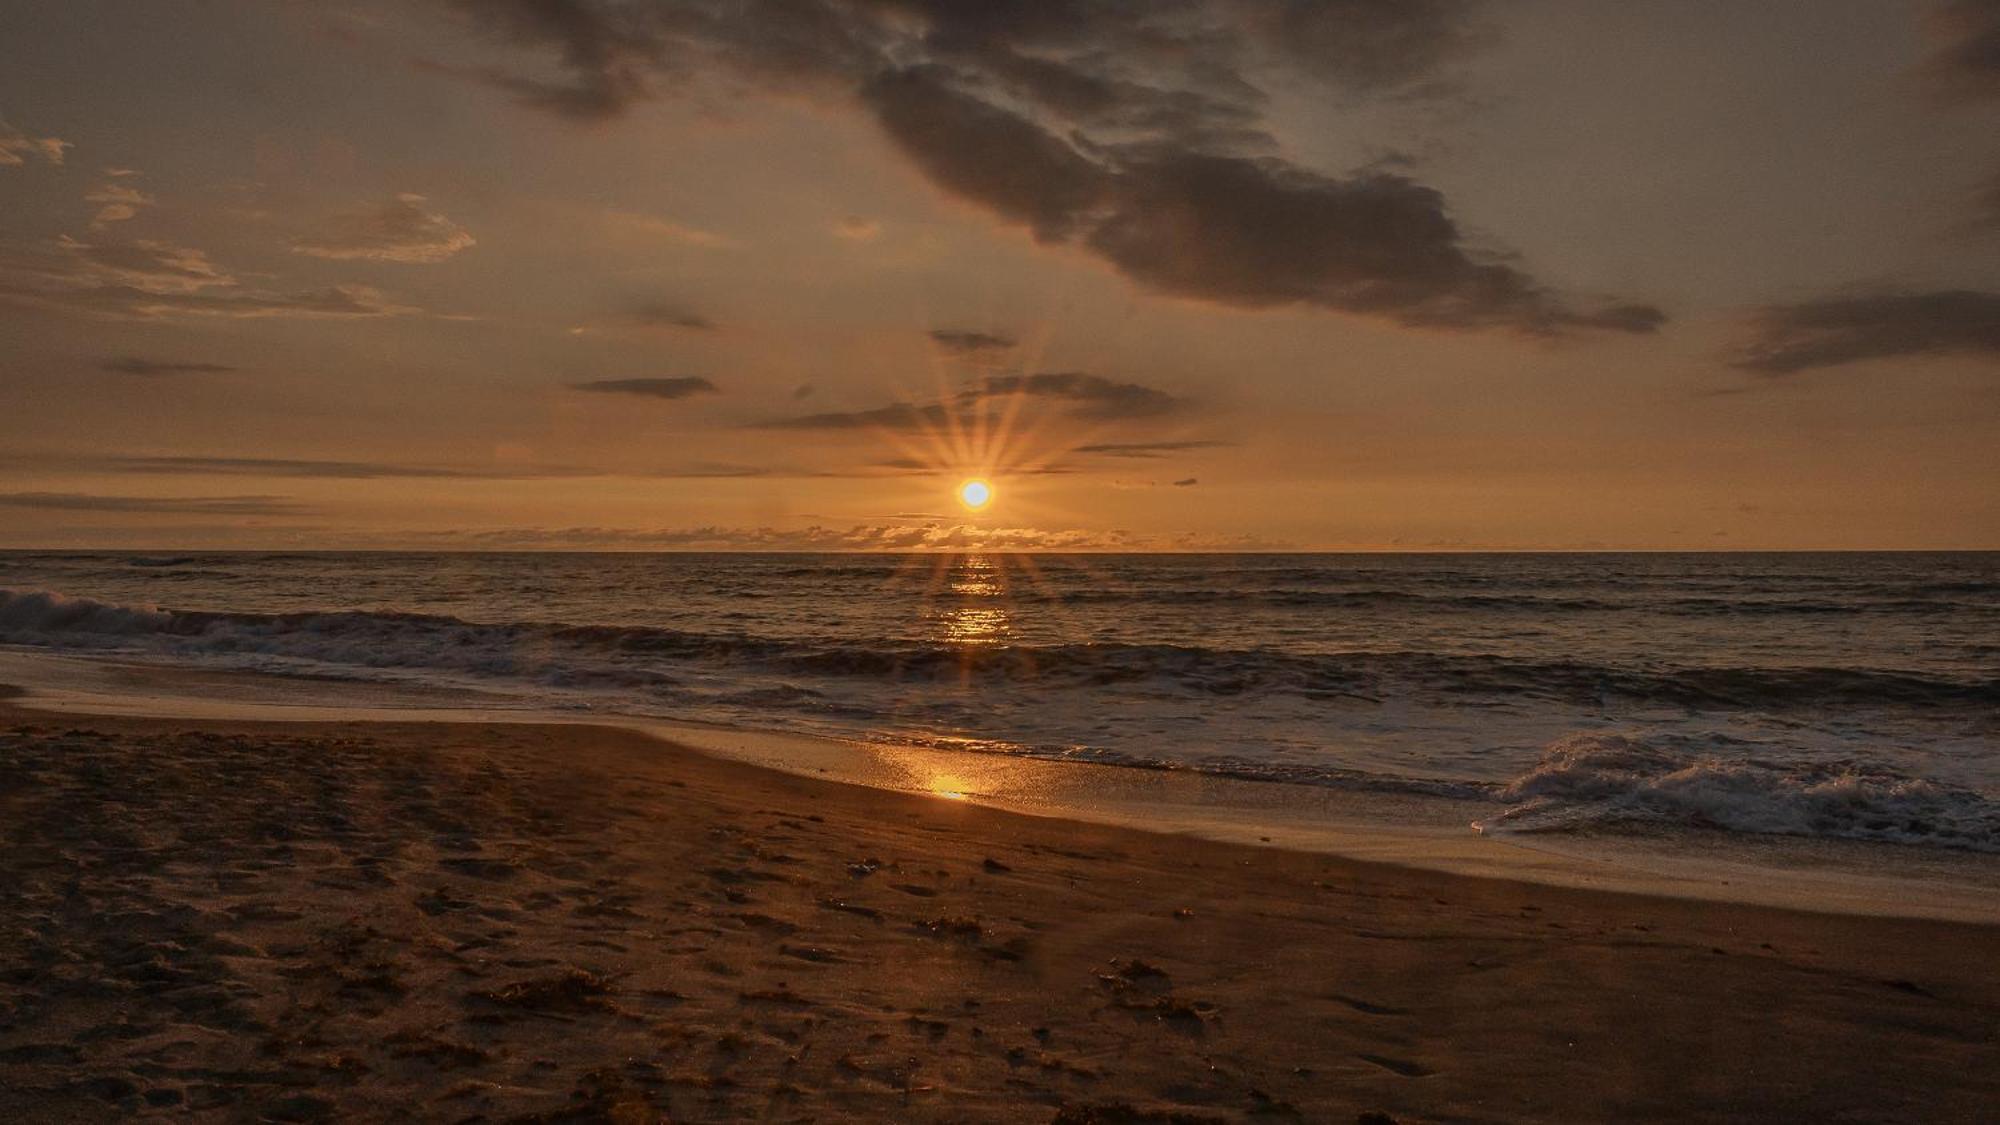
top-left (779, 944), bottom-right (846, 963)
top-left (1332, 994), bottom-right (1409, 1016)
top-left (1357, 1053), bottom-right (1435, 1078)
top-left (439, 858), bottom-right (519, 881)
top-left (737, 912), bottom-right (800, 936)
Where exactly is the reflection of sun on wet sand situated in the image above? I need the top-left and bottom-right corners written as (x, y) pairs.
top-left (1, 699), bottom-right (1995, 1122)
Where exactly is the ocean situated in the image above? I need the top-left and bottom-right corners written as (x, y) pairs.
top-left (2, 550), bottom-right (1995, 853)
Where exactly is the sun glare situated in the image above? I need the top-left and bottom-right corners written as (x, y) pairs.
top-left (958, 478), bottom-right (993, 511)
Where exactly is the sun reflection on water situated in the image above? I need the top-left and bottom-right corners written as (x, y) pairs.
top-left (935, 554), bottom-right (1012, 647)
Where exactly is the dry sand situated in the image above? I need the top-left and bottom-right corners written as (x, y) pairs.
top-left (0, 698), bottom-right (1994, 1123)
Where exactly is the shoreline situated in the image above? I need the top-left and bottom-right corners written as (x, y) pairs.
top-left (2, 699), bottom-right (1996, 1121)
top-left (3, 647), bottom-right (1997, 925)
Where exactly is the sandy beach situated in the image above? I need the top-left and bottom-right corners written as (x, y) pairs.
top-left (1, 695), bottom-right (1994, 1123)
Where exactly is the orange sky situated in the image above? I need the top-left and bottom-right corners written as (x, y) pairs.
top-left (1, 0), bottom-right (1997, 550)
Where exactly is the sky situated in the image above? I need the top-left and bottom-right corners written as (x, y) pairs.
top-left (1, 0), bottom-right (1997, 551)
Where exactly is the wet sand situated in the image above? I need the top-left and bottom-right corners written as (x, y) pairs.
top-left (1, 700), bottom-right (1995, 1122)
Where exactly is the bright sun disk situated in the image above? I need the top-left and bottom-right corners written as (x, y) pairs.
top-left (958, 478), bottom-right (993, 510)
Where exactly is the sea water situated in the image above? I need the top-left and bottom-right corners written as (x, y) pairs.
top-left (2, 550), bottom-right (1994, 853)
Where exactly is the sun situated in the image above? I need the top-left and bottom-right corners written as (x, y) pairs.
top-left (957, 478), bottom-right (993, 511)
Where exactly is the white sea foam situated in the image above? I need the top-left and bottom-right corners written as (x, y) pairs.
top-left (1479, 732), bottom-right (2000, 852)
top-left (2, 560), bottom-right (1996, 860)
top-left (0, 588), bottom-right (173, 635)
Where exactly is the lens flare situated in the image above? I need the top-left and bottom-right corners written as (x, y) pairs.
top-left (958, 478), bottom-right (993, 510)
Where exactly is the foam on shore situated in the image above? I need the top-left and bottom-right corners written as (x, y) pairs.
top-left (3, 647), bottom-right (1995, 924)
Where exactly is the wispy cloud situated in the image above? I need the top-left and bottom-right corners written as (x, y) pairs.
top-left (627, 301), bottom-right (714, 330)
top-left (760, 371), bottom-right (1188, 432)
top-left (0, 453), bottom-right (510, 479)
top-left (100, 357), bottom-right (238, 377)
top-left (570, 376), bottom-right (720, 400)
top-left (0, 452), bottom-right (931, 482)
top-left (756, 401), bottom-right (957, 431)
top-left (962, 372), bottom-right (1183, 421)
top-left (567, 299), bottom-right (717, 338)
top-left (1071, 440), bottom-right (1231, 458)
top-left (86, 174), bottom-right (153, 227)
top-left (833, 215), bottom-right (881, 241)
top-left (602, 210), bottom-right (734, 248)
top-left (0, 492), bottom-right (301, 515)
top-left (0, 236), bottom-right (424, 320)
top-left (929, 329), bottom-right (1015, 354)
top-left (292, 193), bottom-right (475, 263)
top-left (0, 121), bottom-right (68, 167)
top-left (1730, 290), bottom-right (2000, 373)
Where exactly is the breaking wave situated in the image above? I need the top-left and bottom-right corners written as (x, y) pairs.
top-left (3, 588), bottom-right (1994, 711)
top-left (5, 578), bottom-right (1998, 855)
top-left (1478, 733), bottom-right (2000, 853)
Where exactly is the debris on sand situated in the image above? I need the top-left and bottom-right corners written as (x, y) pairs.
top-left (469, 969), bottom-right (619, 1016)
top-left (1101, 959), bottom-right (1171, 989)
top-left (1050, 1101), bottom-right (1230, 1123)
top-left (918, 916), bottom-right (984, 940)
top-left (1095, 960), bottom-right (1214, 1029)
top-left (819, 899), bottom-right (883, 921)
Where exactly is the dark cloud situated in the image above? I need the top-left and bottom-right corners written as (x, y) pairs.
top-left (1928, 0), bottom-right (2000, 100)
top-left (1172, 476), bottom-right (1199, 486)
top-left (1730, 290), bottom-right (2000, 374)
top-left (571, 376), bottom-right (720, 399)
top-left (1071, 439), bottom-right (1230, 457)
top-left (292, 193), bottom-right (475, 263)
top-left (1235, 0), bottom-right (1488, 95)
top-left (100, 357), bottom-right (239, 377)
top-left (962, 371), bottom-right (1182, 420)
top-left (761, 369), bottom-right (1182, 430)
top-left (424, 0), bottom-right (1657, 335)
top-left (866, 456), bottom-right (1075, 476)
top-left (1085, 150), bottom-right (1663, 332)
top-left (1976, 169), bottom-right (2000, 228)
top-left (0, 492), bottom-right (300, 515)
top-left (426, 1), bottom-right (668, 120)
top-left (757, 401), bottom-right (957, 430)
top-left (928, 328), bottom-right (1016, 353)
top-left (863, 65), bottom-right (1112, 242)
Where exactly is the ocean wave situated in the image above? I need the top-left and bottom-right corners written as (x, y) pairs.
top-left (1018, 587), bottom-right (1993, 615)
top-left (3, 587), bottom-right (1994, 711)
top-left (1477, 733), bottom-right (2000, 853)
